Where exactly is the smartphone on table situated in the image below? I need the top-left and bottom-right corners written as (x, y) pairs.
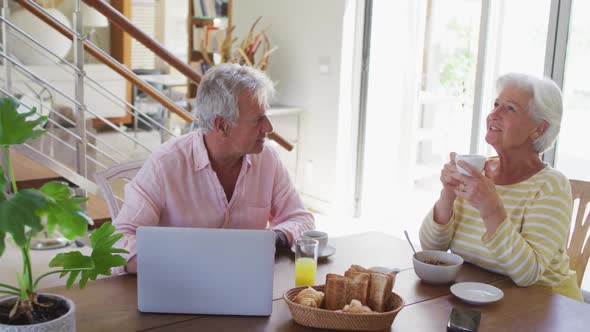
top-left (447, 307), bottom-right (481, 332)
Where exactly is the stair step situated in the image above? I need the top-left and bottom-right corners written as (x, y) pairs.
top-left (8, 149), bottom-right (111, 227)
top-left (10, 150), bottom-right (64, 189)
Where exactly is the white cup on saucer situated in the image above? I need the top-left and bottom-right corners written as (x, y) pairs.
top-left (455, 154), bottom-right (486, 176)
top-left (301, 230), bottom-right (328, 254)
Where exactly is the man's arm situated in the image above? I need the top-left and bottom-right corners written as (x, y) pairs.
top-left (267, 148), bottom-right (315, 246)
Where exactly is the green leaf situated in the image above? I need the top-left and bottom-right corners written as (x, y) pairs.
top-left (49, 251), bottom-right (95, 270)
top-left (86, 222), bottom-right (128, 279)
top-left (0, 231), bottom-right (5, 257)
top-left (49, 252), bottom-right (95, 288)
top-left (0, 167), bottom-right (6, 202)
top-left (39, 182), bottom-right (91, 240)
top-left (0, 189), bottom-right (46, 247)
top-left (0, 97), bottom-right (47, 147)
top-left (0, 167), bottom-right (5, 254)
top-left (54, 222), bottom-right (128, 289)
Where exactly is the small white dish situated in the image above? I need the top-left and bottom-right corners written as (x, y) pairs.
top-left (451, 282), bottom-right (504, 305)
top-left (290, 245), bottom-right (336, 258)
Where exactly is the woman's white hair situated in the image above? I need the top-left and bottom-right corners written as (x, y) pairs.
top-left (195, 63), bottom-right (275, 134)
top-left (496, 73), bottom-right (563, 153)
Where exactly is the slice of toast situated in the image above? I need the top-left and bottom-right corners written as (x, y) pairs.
top-left (349, 264), bottom-right (373, 274)
top-left (366, 272), bottom-right (393, 312)
top-left (343, 270), bottom-right (370, 305)
top-left (324, 273), bottom-right (347, 310)
top-left (347, 264), bottom-right (395, 312)
top-left (349, 264), bottom-right (399, 289)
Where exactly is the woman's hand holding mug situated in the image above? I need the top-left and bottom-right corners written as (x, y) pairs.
top-left (451, 161), bottom-right (507, 235)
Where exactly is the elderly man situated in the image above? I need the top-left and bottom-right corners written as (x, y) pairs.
top-left (113, 64), bottom-right (314, 274)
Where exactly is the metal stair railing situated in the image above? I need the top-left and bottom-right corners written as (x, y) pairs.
top-left (3, 0), bottom-right (295, 196)
top-left (0, 52), bottom-right (156, 153)
top-left (0, 3), bottom-right (181, 193)
top-left (16, 0), bottom-right (199, 124)
top-left (0, 10), bottom-right (181, 139)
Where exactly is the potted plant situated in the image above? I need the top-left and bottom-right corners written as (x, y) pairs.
top-left (0, 97), bottom-right (127, 331)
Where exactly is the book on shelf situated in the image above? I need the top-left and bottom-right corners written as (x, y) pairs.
top-left (205, 0), bottom-right (216, 18)
top-left (193, 26), bottom-right (226, 53)
top-left (193, 0), bottom-right (228, 18)
top-left (192, 0), bottom-right (202, 16)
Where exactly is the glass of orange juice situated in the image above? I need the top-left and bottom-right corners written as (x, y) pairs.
top-left (295, 238), bottom-right (319, 287)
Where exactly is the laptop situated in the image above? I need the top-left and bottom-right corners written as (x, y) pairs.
top-left (137, 227), bottom-right (275, 316)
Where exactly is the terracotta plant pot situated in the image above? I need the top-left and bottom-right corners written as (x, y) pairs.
top-left (0, 294), bottom-right (75, 332)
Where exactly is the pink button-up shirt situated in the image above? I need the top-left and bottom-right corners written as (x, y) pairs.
top-left (112, 131), bottom-right (314, 272)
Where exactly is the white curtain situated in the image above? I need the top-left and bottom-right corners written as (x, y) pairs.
top-left (361, 0), bottom-right (424, 218)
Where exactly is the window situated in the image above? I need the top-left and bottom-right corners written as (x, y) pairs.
top-left (359, 0), bottom-right (555, 240)
top-left (554, 0), bottom-right (590, 181)
top-left (131, 0), bottom-right (157, 69)
top-left (130, 1), bottom-right (188, 70)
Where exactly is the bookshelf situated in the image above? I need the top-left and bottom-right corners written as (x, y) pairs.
top-left (187, 0), bottom-right (232, 98)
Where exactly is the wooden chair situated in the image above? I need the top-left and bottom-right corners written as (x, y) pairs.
top-left (568, 179), bottom-right (590, 288)
top-left (94, 160), bottom-right (145, 219)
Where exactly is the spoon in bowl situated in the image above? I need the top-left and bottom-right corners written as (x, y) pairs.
top-left (404, 230), bottom-right (417, 255)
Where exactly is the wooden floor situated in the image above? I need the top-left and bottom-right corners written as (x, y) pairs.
top-left (9, 149), bottom-right (111, 225)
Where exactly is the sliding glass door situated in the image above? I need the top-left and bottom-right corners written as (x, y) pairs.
top-left (553, 0), bottom-right (590, 182)
top-left (475, 0), bottom-right (551, 155)
top-left (359, 0), bottom-right (581, 241)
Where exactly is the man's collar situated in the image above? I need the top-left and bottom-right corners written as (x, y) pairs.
top-left (193, 130), bottom-right (253, 171)
top-left (193, 130), bottom-right (210, 171)
top-left (244, 153), bottom-right (253, 167)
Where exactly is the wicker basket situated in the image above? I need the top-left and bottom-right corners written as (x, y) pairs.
top-left (284, 285), bottom-right (404, 331)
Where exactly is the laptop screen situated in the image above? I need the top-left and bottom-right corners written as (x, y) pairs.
top-left (137, 227), bottom-right (275, 316)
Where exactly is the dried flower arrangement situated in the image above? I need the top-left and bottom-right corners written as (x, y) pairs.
top-left (199, 17), bottom-right (278, 72)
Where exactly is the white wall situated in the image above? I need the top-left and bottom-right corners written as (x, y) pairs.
top-left (234, 0), bottom-right (352, 211)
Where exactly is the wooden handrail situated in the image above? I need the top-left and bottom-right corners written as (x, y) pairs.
top-left (16, 0), bottom-right (293, 151)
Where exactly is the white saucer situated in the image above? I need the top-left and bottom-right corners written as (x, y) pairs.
top-left (450, 282), bottom-right (504, 305)
top-left (290, 245), bottom-right (336, 259)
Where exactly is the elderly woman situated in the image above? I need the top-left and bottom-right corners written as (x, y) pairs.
top-left (419, 73), bottom-right (583, 301)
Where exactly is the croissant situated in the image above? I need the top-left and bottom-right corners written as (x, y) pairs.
top-left (341, 299), bottom-right (372, 313)
top-left (294, 287), bottom-right (325, 308)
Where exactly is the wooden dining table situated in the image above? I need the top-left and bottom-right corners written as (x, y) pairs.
top-left (38, 231), bottom-right (589, 331)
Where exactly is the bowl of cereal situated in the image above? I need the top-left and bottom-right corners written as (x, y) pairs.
top-left (413, 250), bottom-right (463, 284)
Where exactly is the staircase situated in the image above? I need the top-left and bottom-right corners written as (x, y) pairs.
top-left (11, 149), bottom-right (111, 227)
top-left (0, 1), bottom-right (190, 224)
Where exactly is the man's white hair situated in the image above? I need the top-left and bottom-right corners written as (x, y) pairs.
top-left (195, 63), bottom-right (275, 134)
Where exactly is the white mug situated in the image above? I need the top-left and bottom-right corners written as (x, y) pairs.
top-left (455, 154), bottom-right (486, 176)
top-left (301, 230), bottom-right (328, 252)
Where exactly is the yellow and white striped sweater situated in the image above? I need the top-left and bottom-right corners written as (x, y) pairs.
top-left (419, 166), bottom-right (582, 300)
